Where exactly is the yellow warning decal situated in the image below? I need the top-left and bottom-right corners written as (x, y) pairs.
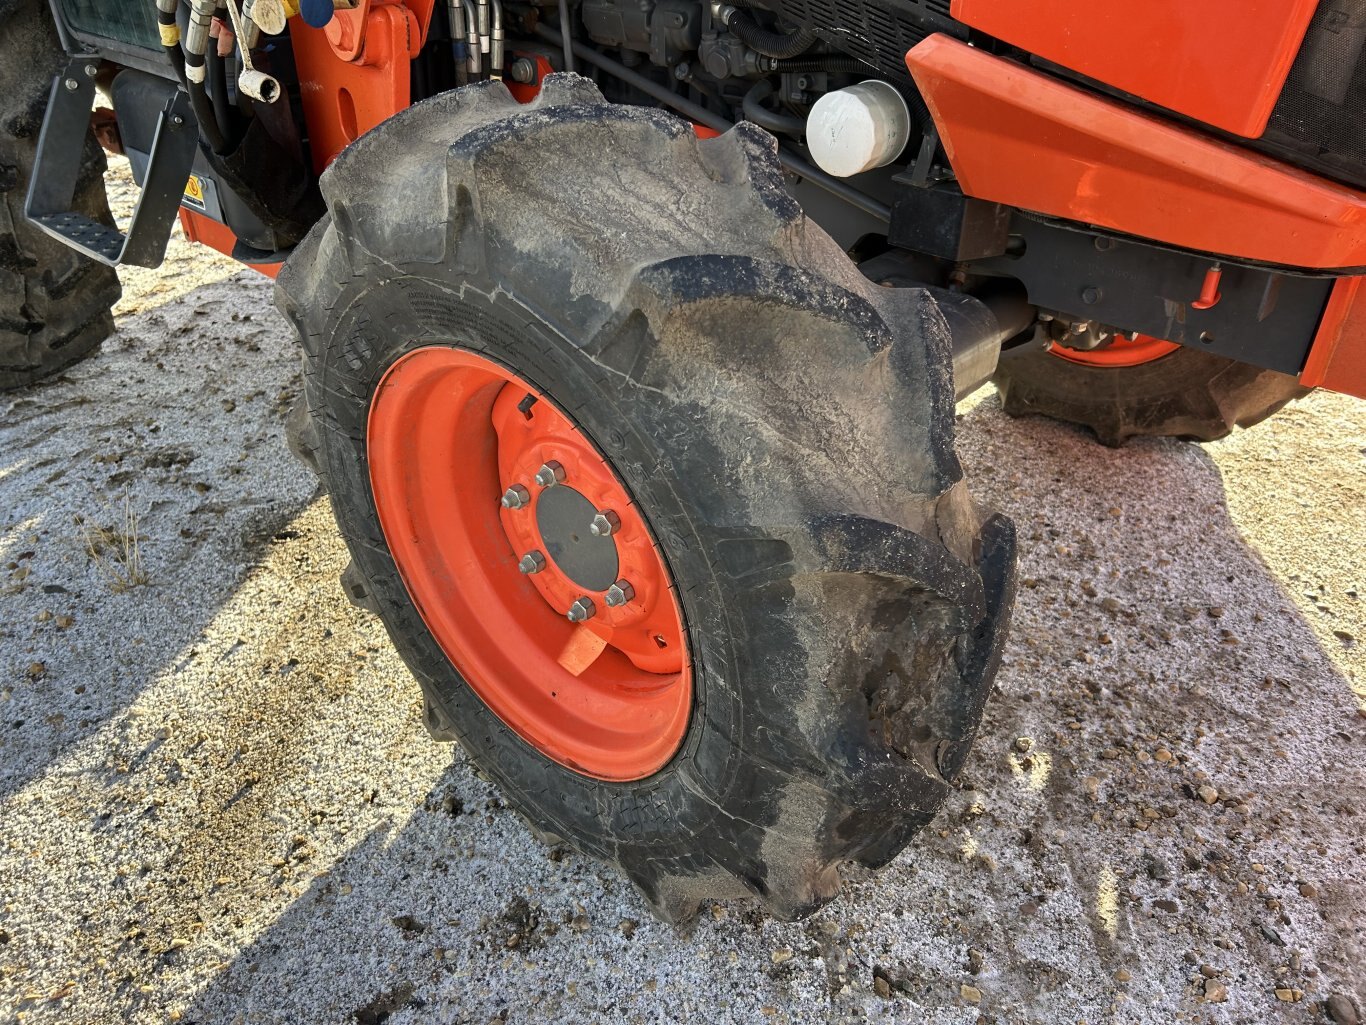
top-left (183, 175), bottom-right (205, 208)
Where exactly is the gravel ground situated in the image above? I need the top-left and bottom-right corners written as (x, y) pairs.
top-left (1, 160), bottom-right (1363, 1025)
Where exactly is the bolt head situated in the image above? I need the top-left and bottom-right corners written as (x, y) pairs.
top-left (589, 510), bottom-right (621, 537)
top-left (518, 551), bottom-right (546, 575)
top-left (501, 484), bottom-right (530, 510)
top-left (567, 596), bottom-right (596, 622)
top-left (64, 79), bottom-right (79, 91)
top-left (534, 461), bottom-right (565, 488)
top-left (1081, 286), bottom-right (1102, 305)
top-left (84, 64), bottom-right (98, 78)
top-left (604, 580), bottom-right (635, 607)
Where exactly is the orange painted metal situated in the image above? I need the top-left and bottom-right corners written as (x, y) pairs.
top-left (1048, 333), bottom-right (1179, 369)
top-left (506, 53), bottom-right (556, 103)
top-left (906, 35), bottom-right (1366, 269)
top-left (367, 347), bottom-right (692, 781)
top-left (950, 0), bottom-right (1317, 138)
top-left (177, 209), bottom-right (281, 278)
top-left (289, 1), bottom-right (425, 173)
top-left (1300, 277), bottom-right (1366, 399)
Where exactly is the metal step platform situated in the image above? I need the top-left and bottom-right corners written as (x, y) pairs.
top-left (25, 55), bottom-right (197, 269)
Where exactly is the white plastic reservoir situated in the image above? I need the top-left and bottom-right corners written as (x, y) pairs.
top-left (806, 80), bottom-right (912, 178)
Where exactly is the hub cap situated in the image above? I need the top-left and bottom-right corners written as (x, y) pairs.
top-left (367, 347), bottom-right (691, 781)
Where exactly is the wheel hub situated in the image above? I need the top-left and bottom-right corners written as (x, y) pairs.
top-left (531, 484), bottom-right (619, 591)
top-left (366, 346), bottom-right (691, 782)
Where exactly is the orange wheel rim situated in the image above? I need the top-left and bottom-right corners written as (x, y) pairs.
top-left (1048, 333), bottom-right (1180, 368)
top-left (367, 347), bottom-right (692, 781)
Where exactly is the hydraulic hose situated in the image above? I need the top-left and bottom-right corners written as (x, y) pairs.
top-left (742, 80), bottom-right (804, 137)
top-left (460, 0), bottom-right (481, 77)
top-left (152, 0), bottom-right (228, 153)
top-left (725, 11), bottom-right (816, 59)
top-left (204, 23), bottom-right (237, 146)
top-left (447, 0), bottom-right (470, 85)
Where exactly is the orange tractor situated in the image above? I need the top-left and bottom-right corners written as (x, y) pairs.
top-left (3, 0), bottom-right (1363, 920)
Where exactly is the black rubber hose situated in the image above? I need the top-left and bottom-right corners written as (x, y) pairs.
top-left (205, 39), bottom-right (237, 148)
top-left (775, 57), bottom-right (869, 74)
top-left (556, 0), bottom-right (576, 73)
top-left (532, 23), bottom-right (891, 222)
top-left (742, 80), bottom-right (805, 137)
top-left (726, 11), bottom-right (816, 59)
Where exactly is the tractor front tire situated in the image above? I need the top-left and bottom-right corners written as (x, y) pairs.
top-left (993, 342), bottom-right (1308, 447)
top-left (278, 78), bottom-right (1016, 921)
top-left (0, 0), bottom-right (120, 390)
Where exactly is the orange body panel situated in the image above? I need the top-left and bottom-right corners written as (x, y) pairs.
top-left (906, 35), bottom-right (1366, 269)
top-left (177, 209), bottom-right (281, 278)
top-left (950, 0), bottom-right (1317, 138)
top-left (1301, 277), bottom-right (1366, 398)
top-left (289, 1), bottom-right (424, 174)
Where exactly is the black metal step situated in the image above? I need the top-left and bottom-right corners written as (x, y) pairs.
top-left (25, 55), bottom-right (198, 269)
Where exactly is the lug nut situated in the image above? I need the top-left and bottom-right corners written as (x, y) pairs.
top-left (501, 484), bottom-right (530, 509)
top-left (534, 461), bottom-right (566, 488)
top-left (518, 551), bottom-right (546, 574)
top-left (604, 579), bottom-right (635, 607)
top-left (567, 596), bottom-right (596, 622)
top-left (590, 510), bottom-right (621, 537)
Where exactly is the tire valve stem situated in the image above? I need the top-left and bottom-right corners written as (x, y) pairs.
top-left (518, 551), bottom-right (546, 574)
top-left (567, 597), bottom-right (596, 622)
top-left (604, 580), bottom-right (635, 607)
top-left (501, 483), bottom-right (531, 509)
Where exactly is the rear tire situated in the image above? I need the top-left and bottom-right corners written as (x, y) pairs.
top-left (278, 77), bottom-right (1017, 921)
top-left (0, 0), bottom-right (120, 390)
top-left (992, 342), bottom-right (1308, 447)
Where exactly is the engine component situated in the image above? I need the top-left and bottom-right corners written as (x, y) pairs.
top-left (697, 32), bottom-right (775, 77)
top-left (806, 79), bottom-right (910, 176)
top-left (580, 0), bottom-right (701, 67)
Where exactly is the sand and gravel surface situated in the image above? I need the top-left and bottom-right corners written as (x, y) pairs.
top-left (1, 159), bottom-right (1364, 1025)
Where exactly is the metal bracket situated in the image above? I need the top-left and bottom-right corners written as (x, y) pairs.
top-left (25, 56), bottom-right (198, 269)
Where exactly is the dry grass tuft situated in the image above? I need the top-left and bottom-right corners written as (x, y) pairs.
top-left (76, 489), bottom-right (148, 593)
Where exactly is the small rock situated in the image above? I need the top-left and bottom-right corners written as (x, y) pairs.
top-left (55, 615), bottom-right (74, 629)
top-left (25, 662), bottom-right (45, 680)
top-left (1203, 980), bottom-right (1228, 1003)
top-left (967, 948), bottom-right (985, 975)
top-left (1014, 737), bottom-right (1033, 753)
top-left (1199, 965), bottom-right (1217, 979)
top-left (1274, 988), bottom-right (1302, 1003)
top-left (1197, 785), bottom-right (1219, 805)
top-left (1144, 854), bottom-right (1172, 881)
top-left (1114, 969), bottom-right (1132, 983)
top-left (1299, 882), bottom-right (1318, 899)
top-left (1327, 994), bottom-right (1359, 1025)
top-left (1153, 899), bottom-right (1179, 914)
top-left (1154, 748), bottom-right (1173, 763)
top-left (771, 947), bottom-right (794, 964)
top-left (873, 975), bottom-right (891, 999)
top-left (960, 984), bottom-right (982, 1004)
top-left (618, 919), bottom-right (638, 939)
